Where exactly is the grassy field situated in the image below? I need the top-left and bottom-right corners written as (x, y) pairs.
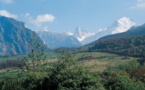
top-left (74, 52), bottom-right (138, 72)
top-left (0, 51), bottom-right (138, 75)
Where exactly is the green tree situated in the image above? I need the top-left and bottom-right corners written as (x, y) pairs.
top-left (23, 33), bottom-right (47, 72)
top-left (41, 51), bottom-right (105, 90)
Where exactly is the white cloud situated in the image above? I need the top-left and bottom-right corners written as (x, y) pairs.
top-left (0, 0), bottom-right (13, 4)
top-left (132, 0), bottom-right (145, 9)
top-left (32, 14), bottom-right (55, 27)
top-left (22, 13), bottom-right (55, 32)
top-left (136, 2), bottom-right (145, 8)
top-left (0, 10), bottom-right (18, 18)
top-left (35, 14), bottom-right (55, 23)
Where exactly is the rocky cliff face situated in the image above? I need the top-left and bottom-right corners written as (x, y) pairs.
top-left (0, 16), bottom-right (47, 56)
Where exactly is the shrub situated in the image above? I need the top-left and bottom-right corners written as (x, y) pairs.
top-left (41, 52), bottom-right (105, 90)
top-left (104, 71), bottom-right (145, 90)
top-left (0, 76), bottom-right (25, 90)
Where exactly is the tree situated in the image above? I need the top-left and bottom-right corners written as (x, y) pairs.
top-left (23, 33), bottom-right (47, 72)
top-left (41, 51), bottom-right (105, 90)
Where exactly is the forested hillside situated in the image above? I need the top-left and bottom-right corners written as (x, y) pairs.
top-left (89, 35), bottom-right (145, 57)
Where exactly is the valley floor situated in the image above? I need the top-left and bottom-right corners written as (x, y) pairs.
top-left (0, 51), bottom-right (144, 90)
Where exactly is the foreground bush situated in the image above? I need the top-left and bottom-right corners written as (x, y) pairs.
top-left (41, 53), bottom-right (105, 90)
top-left (0, 76), bottom-right (24, 90)
top-left (104, 71), bottom-right (145, 90)
top-left (0, 74), bottom-right (42, 90)
top-left (130, 67), bottom-right (145, 83)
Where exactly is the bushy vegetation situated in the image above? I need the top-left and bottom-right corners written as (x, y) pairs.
top-left (104, 71), bottom-right (145, 90)
top-left (0, 50), bottom-right (145, 90)
top-left (0, 52), bottom-right (105, 90)
top-left (41, 52), bottom-right (105, 90)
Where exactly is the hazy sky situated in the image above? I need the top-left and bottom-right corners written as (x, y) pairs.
top-left (0, 0), bottom-right (145, 32)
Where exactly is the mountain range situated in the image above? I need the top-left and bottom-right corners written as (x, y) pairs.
top-left (0, 16), bottom-right (47, 56)
top-left (0, 16), bottom-right (139, 56)
top-left (85, 23), bottom-right (145, 57)
top-left (36, 17), bottom-right (136, 48)
top-left (66, 17), bottom-right (136, 45)
top-left (37, 30), bottom-right (81, 49)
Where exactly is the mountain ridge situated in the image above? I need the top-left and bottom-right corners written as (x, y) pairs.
top-left (98, 23), bottom-right (145, 41)
top-left (66, 17), bottom-right (136, 45)
top-left (85, 23), bottom-right (145, 57)
top-left (38, 30), bottom-right (81, 49)
top-left (0, 16), bottom-right (47, 56)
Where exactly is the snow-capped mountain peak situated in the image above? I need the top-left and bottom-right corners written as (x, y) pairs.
top-left (78, 17), bottom-right (136, 45)
top-left (111, 17), bottom-right (136, 34)
top-left (73, 27), bottom-right (95, 42)
top-left (117, 17), bottom-right (133, 24)
top-left (38, 17), bottom-right (137, 47)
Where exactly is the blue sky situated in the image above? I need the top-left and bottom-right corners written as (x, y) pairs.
top-left (0, 0), bottom-right (145, 32)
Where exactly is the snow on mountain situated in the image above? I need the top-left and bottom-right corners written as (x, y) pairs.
top-left (73, 17), bottom-right (136, 45)
top-left (39, 17), bottom-right (136, 47)
top-left (110, 17), bottom-right (136, 34)
top-left (86, 17), bottom-right (136, 43)
top-left (66, 27), bottom-right (95, 42)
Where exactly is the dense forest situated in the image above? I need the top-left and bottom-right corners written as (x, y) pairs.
top-left (89, 35), bottom-right (145, 57)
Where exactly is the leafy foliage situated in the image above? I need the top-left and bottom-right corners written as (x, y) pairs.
top-left (116, 60), bottom-right (140, 72)
top-left (130, 67), bottom-right (145, 83)
top-left (1, 50), bottom-right (145, 90)
top-left (41, 52), bottom-right (105, 90)
top-left (104, 72), bottom-right (145, 90)
top-left (23, 35), bottom-right (47, 71)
